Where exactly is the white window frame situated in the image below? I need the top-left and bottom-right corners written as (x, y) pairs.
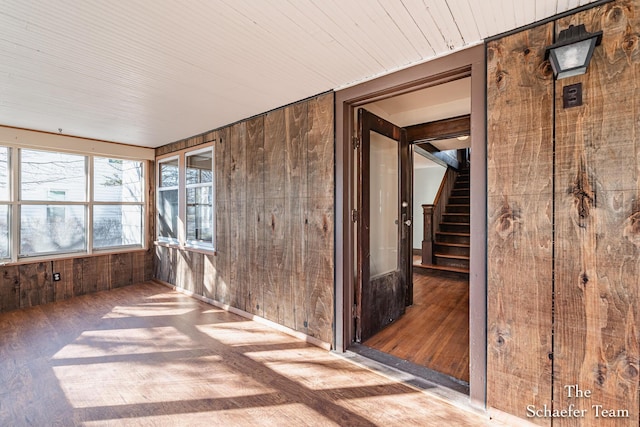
top-left (155, 144), bottom-right (215, 253)
top-left (157, 155), bottom-right (180, 245)
top-left (92, 156), bottom-right (146, 251)
top-left (184, 147), bottom-right (214, 250)
top-left (0, 145), bottom-right (148, 262)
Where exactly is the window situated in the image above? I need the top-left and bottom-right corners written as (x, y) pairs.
top-left (20, 150), bottom-right (87, 256)
top-left (158, 157), bottom-right (179, 243)
top-left (0, 146), bottom-right (146, 261)
top-left (0, 147), bottom-right (9, 259)
top-left (93, 157), bottom-right (145, 249)
top-left (156, 146), bottom-right (214, 250)
top-left (185, 149), bottom-right (213, 247)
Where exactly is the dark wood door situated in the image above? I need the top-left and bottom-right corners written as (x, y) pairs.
top-left (355, 108), bottom-right (412, 342)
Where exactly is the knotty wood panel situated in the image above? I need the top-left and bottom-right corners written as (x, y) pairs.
top-left (111, 252), bottom-right (133, 289)
top-left (264, 108), bottom-right (287, 323)
top-left (284, 103), bottom-right (307, 330)
top-left (19, 262), bottom-right (53, 309)
top-left (246, 117), bottom-right (265, 316)
top-left (486, 22), bottom-right (554, 424)
top-left (52, 259), bottom-right (74, 302)
top-left (553, 2), bottom-right (640, 425)
top-left (82, 256), bottom-right (111, 294)
top-left (229, 122), bottom-right (247, 310)
top-left (307, 93), bottom-right (334, 198)
top-left (0, 266), bottom-right (19, 312)
top-left (0, 250), bottom-right (153, 314)
top-left (215, 127), bottom-right (231, 305)
top-left (202, 253), bottom-right (216, 301)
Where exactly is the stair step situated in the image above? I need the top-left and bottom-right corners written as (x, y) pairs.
top-left (446, 204), bottom-right (470, 213)
top-left (439, 222), bottom-right (470, 233)
top-left (436, 231), bottom-right (470, 244)
top-left (443, 213), bottom-right (470, 223)
top-left (435, 253), bottom-right (469, 261)
top-left (434, 241), bottom-right (470, 256)
top-left (414, 263), bottom-right (469, 275)
top-left (434, 253), bottom-right (470, 269)
top-left (451, 188), bottom-right (470, 196)
top-left (449, 196), bottom-right (470, 204)
top-left (434, 241), bottom-right (469, 248)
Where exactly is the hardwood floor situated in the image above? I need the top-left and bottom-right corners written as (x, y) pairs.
top-left (363, 268), bottom-right (469, 383)
top-left (0, 281), bottom-right (496, 426)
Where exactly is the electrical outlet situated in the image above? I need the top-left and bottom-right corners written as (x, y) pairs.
top-left (53, 272), bottom-right (61, 282)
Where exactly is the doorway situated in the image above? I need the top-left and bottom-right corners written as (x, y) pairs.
top-left (334, 45), bottom-right (486, 407)
top-left (354, 95), bottom-right (471, 385)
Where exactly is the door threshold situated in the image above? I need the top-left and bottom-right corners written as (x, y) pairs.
top-left (343, 343), bottom-right (470, 397)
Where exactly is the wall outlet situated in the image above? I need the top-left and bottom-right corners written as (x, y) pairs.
top-left (53, 272), bottom-right (61, 282)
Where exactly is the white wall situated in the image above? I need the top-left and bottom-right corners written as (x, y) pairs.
top-left (413, 165), bottom-right (446, 249)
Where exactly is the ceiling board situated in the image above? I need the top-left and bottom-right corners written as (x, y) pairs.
top-left (0, 0), bottom-right (600, 147)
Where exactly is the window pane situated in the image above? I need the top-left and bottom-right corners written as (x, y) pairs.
top-left (93, 205), bottom-right (142, 248)
top-left (0, 205), bottom-right (9, 258)
top-left (21, 149), bottom-right (86, 201)
top-left (158, 189), bottom-right (178, 240)
top-left (186, 187), bottom-right (213, 243)
top-left (94, 158), bottom-right (143, 202)
top-left (0, 147), bottom-right (9, 201)
top-left (20, 205), bottom-right (86, 255)
top-left (160, 158), bottom-right (179, 188)
top-left (186, 151), bottom-right (213, 185)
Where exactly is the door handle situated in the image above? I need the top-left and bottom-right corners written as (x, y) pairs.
top-left (404, 219), bottom-right (412, 226)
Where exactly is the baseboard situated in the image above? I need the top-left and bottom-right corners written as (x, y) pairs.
top-left (152, 279), bottom-right (332, 351)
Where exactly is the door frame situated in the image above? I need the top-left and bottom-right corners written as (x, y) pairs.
top-left (334, 44), bottom-right (487, 408)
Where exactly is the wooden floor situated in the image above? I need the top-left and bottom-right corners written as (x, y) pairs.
top-left (364, 268), bottom-right (469, 383)
top-left (0, 281), bottom-right (498, 426)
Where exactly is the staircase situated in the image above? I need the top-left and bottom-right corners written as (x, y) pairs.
top-left (420, 168), bottom-right (470, 275)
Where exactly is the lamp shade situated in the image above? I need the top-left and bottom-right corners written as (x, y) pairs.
top-left (545, 24), bottom-right (602, 79)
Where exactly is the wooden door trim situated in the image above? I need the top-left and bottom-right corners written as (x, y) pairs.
top-left (334, 44), bottom-right (486, 409)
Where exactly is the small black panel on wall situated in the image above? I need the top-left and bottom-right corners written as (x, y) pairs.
top-left (563, 83), bottom-right (583, 108)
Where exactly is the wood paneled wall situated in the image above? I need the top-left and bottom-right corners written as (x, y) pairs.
top-left (0, 252), bottom-right (154, 313)
top-left (154, 93), bottom-right (334, 345)
top-left (0, 161), bottom-right (156, 315)
top-left (488, 1), bottom-right (639, 425)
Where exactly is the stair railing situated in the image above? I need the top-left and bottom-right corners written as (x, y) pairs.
top-left (421, 166), bottom-right (458, 265)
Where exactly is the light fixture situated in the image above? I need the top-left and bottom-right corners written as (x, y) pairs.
top-left (544, 24), bottom-right (602, 80)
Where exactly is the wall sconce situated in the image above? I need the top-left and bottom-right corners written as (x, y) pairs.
top-left (544, 24), bottom-right (602, 79)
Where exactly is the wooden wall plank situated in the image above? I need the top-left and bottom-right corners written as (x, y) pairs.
top-left (202, 253), bottom-right (216, 300)
top-left (553, 2), bottom-right (640, 425)
top-left (19, 262), bottom-right (53, 309)
top-left (264, 108), bottom-right (287, 322)
top-left (0, 266), bottom-right (19, 312)
top-left (486, 22), bottom-right (554, 423)
top-left (246, 115), bottom-right (265, 317)
top-left (229, 122), bottom-right (247, 310)
top-left (52, 259), bottom-right (73, 302)
top-left (305, 197), bottom-right (334, 343)
top-left (111, 253), bottom-right (133, 289)
top-left (307, 93), bottom-right (334, 198)
top-left (215, 127), bottom-right (231, 304)
top-left (283, 102), bottom-right (308, 330)
top-left (264, 197), bottom-right (285, 323)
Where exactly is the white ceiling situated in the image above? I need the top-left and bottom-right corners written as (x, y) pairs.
top-left (0, 0), bottom-right (599, 148)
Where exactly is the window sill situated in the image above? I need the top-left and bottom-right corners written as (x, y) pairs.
top-left (0, 247), bottom-right (149, 267)
top-left (154, 241), bottom-right (217, 256)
